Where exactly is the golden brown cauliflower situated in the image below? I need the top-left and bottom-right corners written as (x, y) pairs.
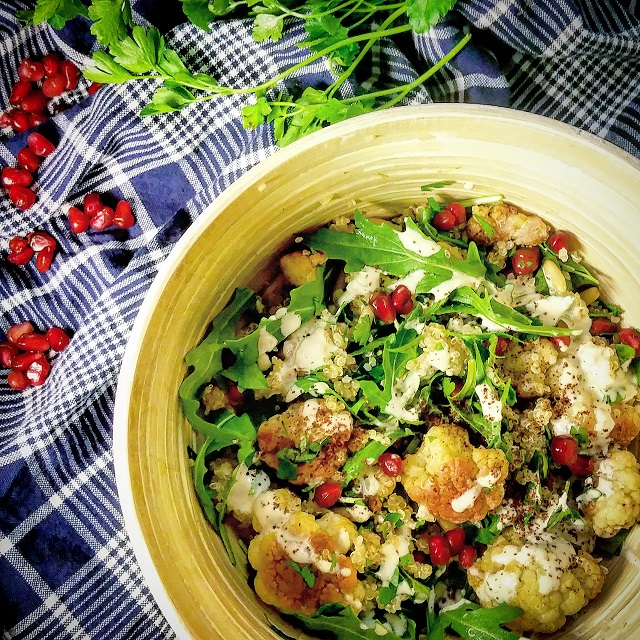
top-left (401, 424), bottom-right (508, 523)
top-left (279, 250), bottom-right (327, 286)
top-left (248, 511), bottom-right (363, 616)
top-left (466, 202), bottom-right (549, 247)
top-left (258, 398), bottom-right (353, 485)
top-left (467, 530), bottom-right (605, 633)
top-left (582, 449), bottom-right (640, 538)
top-left (610, 403), bottom-right (640, 447)
top-left (497, 338), bottom-right (558, 398)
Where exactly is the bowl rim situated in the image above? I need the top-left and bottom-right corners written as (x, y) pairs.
top-left (112, 103), bottom-right (640, 639)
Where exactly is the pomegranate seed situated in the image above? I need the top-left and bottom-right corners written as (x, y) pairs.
top-left (568, 455), bottom-right (594, 477)
top-left (9, 236), bottom-right (29, 253)
top-left (495, 336), bottom-right (510, 356)
top-left (9, 80), bottom-right (33, 106)
top-left (83, 192), bottom-right (103, 217)
top-left (432, 209), bottom-right (457, 231)
top-left (458, 545), bottom-right (477, 569)
top-left (2, 167), bottom-right (34, 188)
top-left (551, 335), bottom-right (571, 352)
top-left (511, 247), bottom-right (541, 275)
top-left (11, 350), bottom-right (42, 372)
top-left (314, 482), bottom-right (342, 508)
top-left (0, 113), bottom-right (13, 128)
top-left (28, 113), bottom-right (49, 128)
top-left (18, 59), bottom-right (45, 82)
top-left (226, 381), bottom-right (245, 407)
top-left (428, 534), bottom-right (451, 566)
top-left (550, 435), bottom-right (579, 467)
top-left (25, 354), bottom-right (50, 386)
top-left (7, 247), bottom-right (34, 265)
top-left (17, 147), bottom-right (42, 173)
top-left (16, 333), bottom-right (50, 352)
top-left (8, 185), bottom-right (37, 210)
top-left (7, 370), bottom-right (29, 390)
top-left (35, 246), bottom-right (55, 273)
top-left (90, 206), bottom-right (114, 231)
top-left (20, 90), bottom-right (48, 114)
top-left (591, 318), bottom-right (617, 335)
top-left (445, 527), bottom-right (466, 555)
top-left (445, 202), bottom-right (467, 226)
top-left (619, 328), bottom-right (640, 357)
top-left (6, 321), bottom-right (34, 345)
top-left (11, 109), bottom-right (31, 132)
top-left (42, 74), bottom-right (66, 98)
top-left (27, 132), bottom-right (55, 157)
top-left (0, 342), bottom-right (19, 368)
top-left (370, 291), bottom-right (396, 324)
top-left (413, 550), bottom-right (426, 564)
top-left (60, 60), bottom-right (79, 90)
top-left (42, 52), bottom-right (61, 77)
top-left (68, 206), bottom-right (91, 234)
top-left (548, 231), bottom-right (571, 255)
top-left (45, 327), bottom-right (70, 351)
top-left (113, 200), bottom-right (135, 229)
top-left (28, 231), bottom-right (56, 252)
top-left (391, 285), bottom-right (414, 315)
top-left (378, 452), bottom-right (403, 476)
top-left (88, 82), bottom-right (103, 95)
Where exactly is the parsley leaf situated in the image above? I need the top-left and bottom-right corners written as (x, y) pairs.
top-left (467, 514), bottom-right (501, 545)
top-left (19, 0), bottom-right (89, 29)
top-left (87, 0), bottom-right (132, 46)
top-left (288, 561), bottom-right (316, 588)
top-left (407, 0), bottom-right (457, 33)
top-left (180, 0), bottom-right (215, 31)
top-left (253, 13), bottom-right (286, 42)
top-left (342, 430), bottom-right (407, 483)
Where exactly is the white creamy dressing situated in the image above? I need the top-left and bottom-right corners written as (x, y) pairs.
top-left (388, 269), bottom-right (426, 294)
top-left (252, 490), bottom-right (300, 533)
top-left (385, 370), bottom-right (421, 422)
top-left (428, 272), bottom-right (483, 303)
top-left (475, 569), bottom-right (520, 603)
top-left (227, 464), bottom-right (271, 522)
top-left (451, 485), bottom-right (482, 513)
top-left (576, 341), bottom-right (632, 403)
top-left (338, 266), bottom-right (382, 307)
top-left (353, 469), bottom-right (382, 497)
top-left (525, 295), bottom-right (575, 327)
top-left (377, 532), bottom-right (411, 584)
top-left (397, 227), bottom-right (441, 257)
top-left (475, 382), bottom-right (502, 423)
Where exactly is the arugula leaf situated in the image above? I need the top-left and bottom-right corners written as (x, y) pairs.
top-left (291, 603), bottom-right (415, 640)
top-left (472, 214), bottom-right (497, 238)
top-left (421, 180), bottom-right (455, 191)
top-left (179, 288), bottom-right (257, 436)
top-left (342, 430), bottom-right (406, 483)
top-left (451, 287), bottom-right (577, 337)
top-left (430, 602), bottom-right (523, 640)
top-left (88, 0), bottom-right (132, 46)
top-left (224, 266), bottom-right (326, 389)
top-left (288, 561), bottom-right (316, 588)
top-left (407, 0), bottom-right (457, 33)
top-left (595, 527), bottom-right (631, 556)
top-left (399, 568), bottom-right (430, 604)
top-left (379, 565), bottom-right (400, 606)
top-left (308, 212), bottom-right (485, 295)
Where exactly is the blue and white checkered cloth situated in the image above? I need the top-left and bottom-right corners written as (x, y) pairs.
top-left (1, 0), bottom-right (639, 637)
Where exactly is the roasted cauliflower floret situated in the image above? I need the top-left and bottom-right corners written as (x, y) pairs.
top-left (582, 449), bottom-right (640, 538)
top-left (401, 424), bottom-right (508, 523)
top-left (467, 530), bottom-right (605, 634)
top-left (279, 250), bottom-right (327, 286)
top-left (258, 398), bottom-right (353, 485)
top-left (466, 202), bottom-right (549, 247)
top-left (248, 511), bottom-right (363, 616)
top-left (610, 403), bottom-right (640, 446)
top-left (252, 488), bottom-right (302, 533)
top-left (497, 338), bottom-right (558, 398)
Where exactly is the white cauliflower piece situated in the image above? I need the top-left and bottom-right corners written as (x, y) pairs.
top-left (582, 449), bottom-right (640, 538)
top-left (466, 202), bottom-right (549, 247)
top-left (406, 323), bottom-right (470, 380)
top-left (467, 530), bottom-right (605, 633)
top-left (497, 338), bottom-right (558, 398)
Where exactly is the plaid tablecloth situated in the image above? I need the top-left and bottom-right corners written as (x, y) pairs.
top-left (1, 0), bottom-right (639, 637)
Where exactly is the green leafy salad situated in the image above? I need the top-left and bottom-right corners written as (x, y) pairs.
top-left (180, 185), bottom-right (640, 640)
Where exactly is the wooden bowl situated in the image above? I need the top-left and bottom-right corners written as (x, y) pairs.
top-left (113, 105), bottom-right (640, 640)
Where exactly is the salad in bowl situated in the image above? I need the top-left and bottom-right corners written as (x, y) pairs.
top-left (179, 187), bottom-right (640, 640)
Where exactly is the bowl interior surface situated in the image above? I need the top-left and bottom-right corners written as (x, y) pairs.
top-left (114, 105), bottom-right (640, 640)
